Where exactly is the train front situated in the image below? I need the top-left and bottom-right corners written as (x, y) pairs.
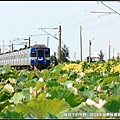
top-left (30, 44), bottom-right (50, 70)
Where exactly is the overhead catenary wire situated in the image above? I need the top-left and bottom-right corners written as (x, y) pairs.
top-left (82, 16), bottom-right (120, 30)
top-left (50, 2), bottom-right (98, 27)
top-left (101, 1), bottom-right (120, 16)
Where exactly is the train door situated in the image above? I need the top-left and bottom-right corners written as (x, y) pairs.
top-left (37, 49), bottom-right (45, 65)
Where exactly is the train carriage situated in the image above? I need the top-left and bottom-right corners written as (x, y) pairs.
top-left (0, 44), bottom-right (50, 70)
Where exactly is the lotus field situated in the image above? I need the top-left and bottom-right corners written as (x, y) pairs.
top-left (0, 59), bottom-right (120, 119)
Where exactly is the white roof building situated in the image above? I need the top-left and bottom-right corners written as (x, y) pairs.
top-left (114, 52), bottom-right (120, 59)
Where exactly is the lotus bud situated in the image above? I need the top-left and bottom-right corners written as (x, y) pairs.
top-left (33, 89), bottom-right (37, 96)
top-left (30, 87), bottom-right (33, 93)
top-left (39, 77), bottom-right (44, 82)
top-left (97, 85), bottom-right (103, 92)
top-left (67, 83), bottom-right (73, 89)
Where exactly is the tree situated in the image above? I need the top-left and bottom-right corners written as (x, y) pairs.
top-left (98, 50), bottom-right (104, 61)
top-left (50, 43), bottom-right (70, 65)
top-left (61, 44), bottom-right (70, 62)
top-left (50, 52), bottom-right (58, 66)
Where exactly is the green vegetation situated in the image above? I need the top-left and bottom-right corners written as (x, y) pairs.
top-left (0, 60), bottom-right (120, 119)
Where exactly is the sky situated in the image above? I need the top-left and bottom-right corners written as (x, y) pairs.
top-left (0, 1), bottom-right (120, 61)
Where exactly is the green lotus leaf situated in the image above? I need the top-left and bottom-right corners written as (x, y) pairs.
top-left (35, 82), bottom-right (46, 90)
top-left (110, 83), bottom-right (120, 95)
top-left (2, 64), bottom-right (11, 74)
top-left (83, 88), bottom-right (95, 99)
top-left (21, 69), bottom-right (29, 76)
top-left (57, 76), bottom-right (67, 83)
top-left (11, 92), bottom-right (24, 104)
top-left (51, 64), bottom-right (64, 76)
top-left (0, 100), bottom-right (12, 112)
top-left (26, 72), bottom-right (35, 80)
top-left (85, 76), bottom-right (99, 85)
top-left (34, 68), bottom-right (42, 78)
top-left (16, 98), bottom-right (70, 118)
top-left (0, 92), bottom-right (9, 102)
top-left (48, 87), bottom-right (82, 107)
top-left (46, 81), bottom-right (60, 88)
top-left (16, 74), bottom-right (28, 83)
top-left (68, 70), bottom-right (77, 78)
top-left (23, 81), bottom-right (36, 88)
top-left (22, 88), bottom-right (30, 101)
top-left (102, 76), bottom-right (118, 85)
top-left (2, 104), bottom-right (15, 112)
top-left (0, 110), bottom-right (23, 118)
top-left (103, 96), bottom-right (120, 112)
top-left (0, 85), bottom-right (3, 90)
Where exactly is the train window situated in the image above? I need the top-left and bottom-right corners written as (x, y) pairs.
top-left (45, 51), bottom-right (50, 57)
top-left (37, 50), bottom-right (43, 57)
top-left (31, 51), bottom-right (36, 57)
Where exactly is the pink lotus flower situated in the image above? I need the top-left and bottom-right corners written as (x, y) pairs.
top-left (33, 89), bottom-right (37, 96)
top-left (30, 87), bottom-right (37, 96)
top-left (86, 98), bottom-right (106, 109)
top-left (97, 85), bottom-right (103, 92)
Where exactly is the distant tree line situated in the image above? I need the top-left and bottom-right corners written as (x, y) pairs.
top-left (50, 44), bottom-right (120, 66)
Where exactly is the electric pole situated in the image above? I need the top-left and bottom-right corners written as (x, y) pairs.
top-left (88, 38), bottom-right (95, 63)
top-left (58, 25), bottom-right (61, 63)
top-left (109, 41), bottom-right (110, 60)
top-left (28, 37), bottom-right (30, 47)
top-left (24, 37), bottom-right (31, 47)
top-left (47, 36), bottom-right (49, 47)
top-left (38, 26), bottom-right (61, 63)
top-left (80, 26), bottom-right (82, 62)
top-left (89, 40), bottom-right (91, 63)
top-left (113, 47), bottom-right (115, 59)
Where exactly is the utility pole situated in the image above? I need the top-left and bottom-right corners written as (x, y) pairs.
top-left (108, 41), bottom-right (110, 60)
top-left (89, 40), bottom-right (91, 63)
top-left (88, 38), bottom-right (95, 63)
top-left (47, 36), bottom-right (49, 47)
top-left (24, 37), bottom-right (31, 47)
top-left (58, 25), bottom-right (61, 63)
top-left (113, 47), bottom-right (115, 59)
top-left (80, 26), bottom-right (82, 62)
top-left (38, 26), bottom-right (61, 62)
top-left (28, 37), bottom-right (30, 47)
top-left (12, 44), bottom-right (14, 51)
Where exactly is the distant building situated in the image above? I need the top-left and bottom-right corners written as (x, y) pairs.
top-left (114, 52), bottom-right (120, 59)
top-left (86, 51), bottom-right (103, 62)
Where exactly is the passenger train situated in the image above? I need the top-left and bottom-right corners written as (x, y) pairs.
top-left (0, 44), bottom-right (50, 70)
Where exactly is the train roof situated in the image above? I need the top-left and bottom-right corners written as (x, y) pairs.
top-left (0, 44), bottom-right (49, 55)
top-left (32, 44), bottom-right (46, 47)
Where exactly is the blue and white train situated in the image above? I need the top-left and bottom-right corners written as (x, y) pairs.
top-left (0, 44), bottom-right (50, 70)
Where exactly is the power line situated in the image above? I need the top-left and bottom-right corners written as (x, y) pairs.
top-left (101, 1), bottom-right (120, 16)
top-left (38, 28), bottom-right (58, 40)
top-left (63, 16), bottom-right (100, 30)
top-left (50, 2), bottom-right (98, 27)
top-left (82, 16), bottom-right (120, 30)
top-left (63, 10), bottom-right (120, 31)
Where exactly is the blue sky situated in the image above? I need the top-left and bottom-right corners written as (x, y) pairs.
top-left (0, 1), bottom-right (120, 61)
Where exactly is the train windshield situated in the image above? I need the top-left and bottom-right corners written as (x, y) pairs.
top-left (45, 51), bottom-right (50, 57)
top-left (38, 50), bottom-right (43, 57)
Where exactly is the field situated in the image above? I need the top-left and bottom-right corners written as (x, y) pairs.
top-left (0, 59), bottom-right (120, 119)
